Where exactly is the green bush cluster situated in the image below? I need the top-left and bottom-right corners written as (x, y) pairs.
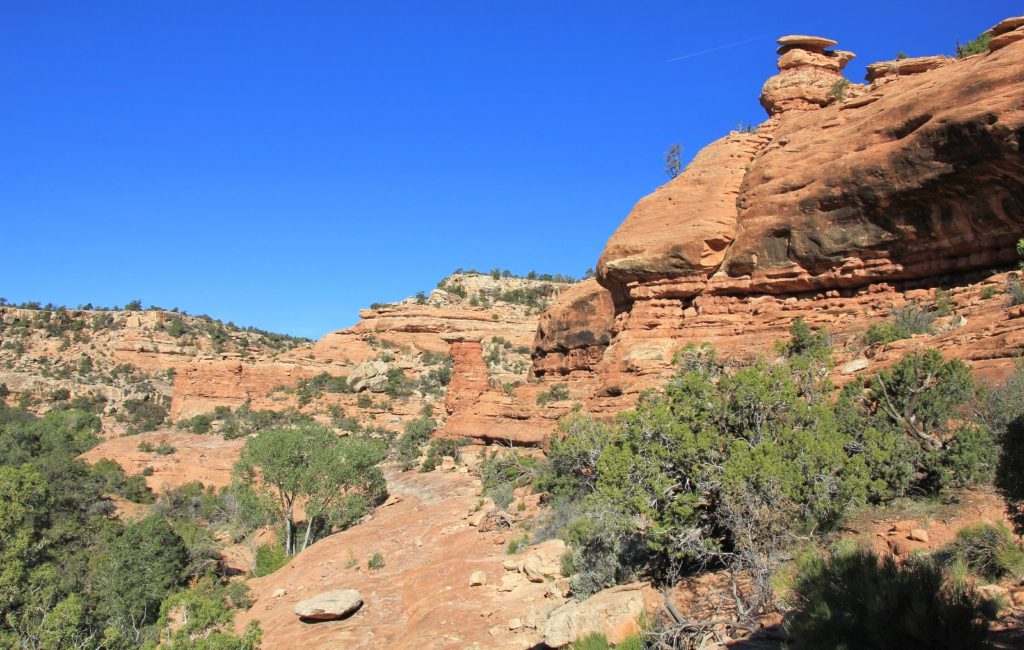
top-left (0, 403), bottom-right (259, 648)
top-left (295, 372), bottom-right (352, 406)
top-left (395, 415), bottom-right (437, 470)
top-left (536, 383), bottom-right (570, 405)
top-left (419, 437), bottom-right (465, 472)
top-left (862, 302), bottom-right (937, 345)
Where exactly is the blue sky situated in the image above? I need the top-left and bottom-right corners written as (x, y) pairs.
top-left (1, 1), bottom-right (1017, 338)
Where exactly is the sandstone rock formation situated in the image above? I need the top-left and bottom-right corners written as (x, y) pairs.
top-left (576, 32), bottom-right (1024, 403)
top-left (760, 35), bottom-right (857, 115)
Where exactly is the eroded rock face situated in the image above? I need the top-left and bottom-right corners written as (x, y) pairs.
top-left (532, 279), bottom-right (615, 377)
top-left (170, 361), bottom-right (317, 420)
top-left (581, 33), bottom-right (1024, 404)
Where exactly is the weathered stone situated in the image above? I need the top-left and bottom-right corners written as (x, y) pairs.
top-left (908, 528), bottom-right (930, 543)
top-left (293, 589), bottom-right (362, 621)
top-left (469, 570), bottom-right (488, 586)
top-left (542, 583), bottom-right (656, 648)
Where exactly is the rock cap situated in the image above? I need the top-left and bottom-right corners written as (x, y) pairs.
top-left (777, 34), bottom-right (838, 50)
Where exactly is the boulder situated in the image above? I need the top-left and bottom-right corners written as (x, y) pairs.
top-left (908, 528), bottom-right (929, 543)
top-left (348, 360), bottom-right (390, 393)
top-left (469, 570), bottom-right (488, 586)
top-left (542, 582), bottom-right (656, 648)
top-left (293, 589), bottom-right (363, 621)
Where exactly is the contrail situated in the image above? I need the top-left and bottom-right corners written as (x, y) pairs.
top-left (666, 0), bottom-right (920, 63)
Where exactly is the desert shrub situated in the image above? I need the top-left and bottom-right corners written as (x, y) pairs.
top-left (253, 543), bottom-right (288, 577)
top-left (138, 440), bottom-right (155, 453)
top-left (981, 286), bottom-right (997, 299)
top-left (957, 32), bottom-right (992, 58)
top-left (940, 521), bottom-right (1024, 582)
top-left (786, 546), bottom-right (991, 649)
top-left (356, 393), bottom-right (373, 408)
top-left (295, 372), bottom-right (352, 406)
top-left (480, 452), bottom-right (542, 510)
top-left (561, 502), bottom-right (646, 600)
top-left (120, 397), bottom-right (168, 430)
top-left (181, 413), bottom-right (214, 434)
top-left (536, 412), bottom-right (611, 501)
top-left (997, 413), bottom-right (1024, 534)
top-left (506, 532), bottom-right (531, 555)
top-left (827, 77), bottom-right (849, 102)
top-left (384, 368), bottom-right (414, 399)
top-left (862, 302), bottom-right (935, 345)
top-left (367, 552), bottom-right (385, 570)
top-left (155, 441), bottom-right (176, 455)
top-left (1007, 276), bottom-right (1024, 306)
top-left (536, 382), bottom-right (570, 405)
top-left (90, 458), bottom-right (154, 503)
top-left (570, 632), bottom-right (644, 650)
top-left (934, 289), bottom-right (955, 316)
top-left (419, 437), bottom-right (465, 472)
top-left (396, 415), bottom-right (436, 470)
top-left (155, 577), bottom-right (261, 649)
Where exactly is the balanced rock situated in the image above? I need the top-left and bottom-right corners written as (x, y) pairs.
top-left (777, 34), bottom-right (838, 50)
top-left (760, 35), bottom-right (854, 114)
top-left (293, 589), bottom-right (363, 621)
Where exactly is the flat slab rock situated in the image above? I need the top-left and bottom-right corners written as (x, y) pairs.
top-left (777, 34), bottom-right (838, 50)
top-left (293, 589), bottom-right (363, 621)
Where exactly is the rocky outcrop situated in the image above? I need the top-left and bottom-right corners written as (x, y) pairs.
top-left (441, 335), bottom-right (555, 445)
top-left (760, 35), bottom-right (857, 115)
top-left (170, 360), bottom-right (316, 420)
top-left (865, 55), bottom-right (953, 83)
top-left (532, 279), bottom-right (615, 377)
top-left (584, 32), bottom-right (1024, 401)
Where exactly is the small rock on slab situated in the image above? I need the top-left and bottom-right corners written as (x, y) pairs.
top-left (908, 528), bottom-right (929, 543)
top-left (470, 570), bottom-right (488, 586)
top-left (293, 589), bottom-right (362, 621)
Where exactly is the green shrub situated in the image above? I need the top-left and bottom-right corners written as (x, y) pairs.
top-left (120, 397), bottom-right (168, 430)
top-left (957, 32), bottom-right (992, 58)
top-left (506, 532), bottom-right (531, 555)
top-left (367, 552), bottom-right (385, 570)
top-left (536, 383), bottom-right (570, 405)
top-left (155, 441), bottom-right (176, 455)
top-left (253, 543), bottom-right (289, 576)
top-left (569, 632), bottom-right (644, 650)
top-left (787, 546), bottom-right (991, 648)
top-left (480, 452), bottom-right (541, 510)
top-left (1007, 276), bottom-right (1024, 306)
top-left (981, 286), bottom-right (997, 300)
top-left (396, 415), bottom-right (436, 470)
top-left (419, 437), bottom-right (464, 472)
top-left (941, 521), bottom-right (1024, 582)
top-left (138, 440), bottom-right (155, 453)
top-left (862, 302), bottom-right (935, 345)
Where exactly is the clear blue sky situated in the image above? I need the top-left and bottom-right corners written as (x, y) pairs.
top-left (1, 1), bottom-right (1017, 338)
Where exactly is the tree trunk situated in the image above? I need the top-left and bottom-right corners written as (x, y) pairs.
top-left (302, 516), bottom-right (315, 552)
top-left (285, 516), bottom-right (294, 556)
